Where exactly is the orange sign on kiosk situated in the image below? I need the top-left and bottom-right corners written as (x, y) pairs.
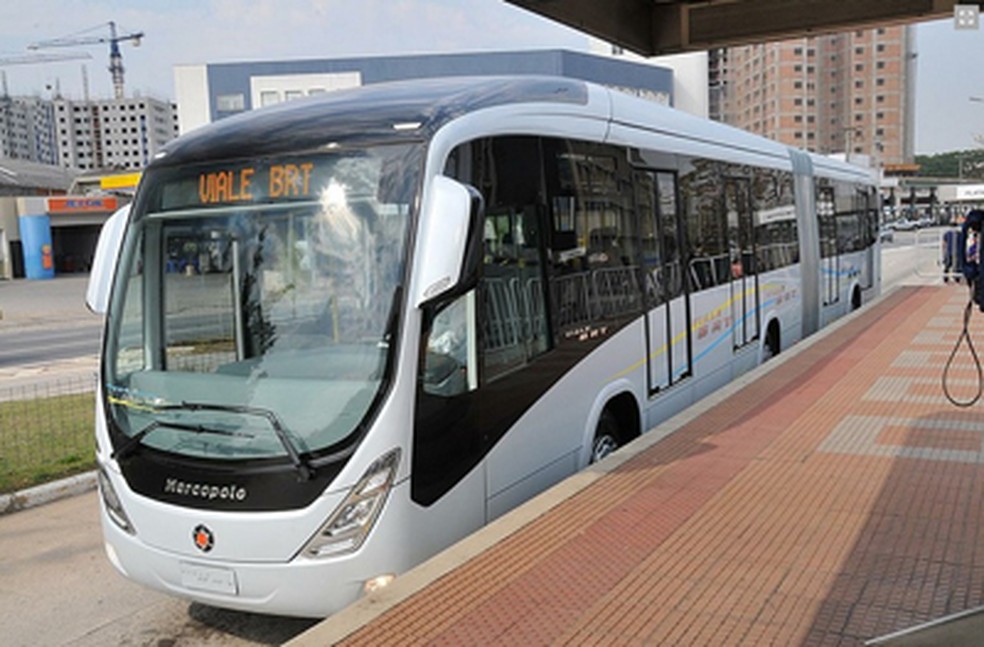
top-left (47, 196), bottom-right (119, 213)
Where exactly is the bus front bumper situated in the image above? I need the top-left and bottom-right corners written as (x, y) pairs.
top-left (101, 513), bottom-right (368, 619)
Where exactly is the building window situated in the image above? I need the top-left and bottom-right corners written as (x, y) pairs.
top-left (259, 91), bottom-right (280, 108)
top-left (855, 64), bottom-right (864, 72)
top-left (877, 78), bottom-right (885, 86)
top-left (216, 93), bottom-right (246, 112)
top-left (284, 90), bottom-right (304, 102)
top-left (877, 61), bottom-right (886, 70)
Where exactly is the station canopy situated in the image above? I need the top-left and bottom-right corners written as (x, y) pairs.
top-left (505, 0), bottom-right (964, 56)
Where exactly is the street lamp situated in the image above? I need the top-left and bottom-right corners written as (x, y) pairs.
top-left (968, 97), bottom-right (983, 172)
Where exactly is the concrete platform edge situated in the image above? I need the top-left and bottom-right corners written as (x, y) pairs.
top-left (288, 285), bottom-right (908, 646)
top-left (0, 470), bottom-right (97, 515)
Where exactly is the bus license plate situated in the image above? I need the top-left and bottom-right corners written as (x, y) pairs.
top-left (180, 562), bottom-right (238, 595)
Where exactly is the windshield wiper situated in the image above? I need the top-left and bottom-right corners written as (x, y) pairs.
top-left (112, 419), bottom-right (252, 461)
top-left (112, 401), bottom-right (315, 480)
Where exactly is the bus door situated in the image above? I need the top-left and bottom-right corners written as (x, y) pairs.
top-left (859, 188), bottom-right (875, 290)
top-left (636, 169), bottom-right (691, 393)
top-left (817, 186), bottom-right (839, 305)
top-left (725, 178), bottom-right (759, 349)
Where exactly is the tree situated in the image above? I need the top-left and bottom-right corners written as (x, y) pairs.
top-left (915, 149), bottom-right (984, 179)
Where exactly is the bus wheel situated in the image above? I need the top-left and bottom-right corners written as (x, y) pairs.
top-left (590, 410), bottom-right (621, 464)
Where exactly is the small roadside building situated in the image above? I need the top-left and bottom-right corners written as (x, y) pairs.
top-left (0, 161), bottom-right (136, 280)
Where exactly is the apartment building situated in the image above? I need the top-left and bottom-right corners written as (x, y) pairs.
top-left (52, 96), bottom-right (179, 171)
top-left (0, 95), bottom-right (58, 165)
top-left (710, 25), bottom-right (914, 166)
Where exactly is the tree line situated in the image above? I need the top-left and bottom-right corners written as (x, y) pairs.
top-left (914, 149), bottom-right (984, 179)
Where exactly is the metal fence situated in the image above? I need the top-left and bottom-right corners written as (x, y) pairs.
top-left (0, 374), bottom-right (96, 494)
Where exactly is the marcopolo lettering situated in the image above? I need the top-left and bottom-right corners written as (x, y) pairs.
top-left (164, 478), bottom-right (247, 501)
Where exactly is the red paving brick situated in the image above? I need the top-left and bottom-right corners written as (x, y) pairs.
top-left (332, 286), bottom-right (984, 646)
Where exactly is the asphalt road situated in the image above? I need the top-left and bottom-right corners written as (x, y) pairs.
top-left (0, 323), bottom-right (103, 368)
top-left (0, 491), bottom-right (318, 647)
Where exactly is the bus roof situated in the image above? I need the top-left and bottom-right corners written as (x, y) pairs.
top-left (157, 76), bottom-right (590, 166)
top-left (157, 75), bottom-right (875, 186)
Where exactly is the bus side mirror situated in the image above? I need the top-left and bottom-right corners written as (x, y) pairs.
top-left (414, 176), bottom-right (484, 308)
top-left (85, 204), bottom-right (130, 314)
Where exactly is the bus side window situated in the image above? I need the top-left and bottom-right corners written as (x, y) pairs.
top-left (422, 290), bottom-right (477, 397)
top-left (544, 138), bottom-right (642, 336)
top-left (474, 137), bottom-right (551, 382)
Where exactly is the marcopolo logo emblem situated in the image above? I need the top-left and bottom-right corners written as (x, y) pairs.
top-left (164, 478), bottom-right (247, 502)
top-left (192, 524), bottom-right (215, 552)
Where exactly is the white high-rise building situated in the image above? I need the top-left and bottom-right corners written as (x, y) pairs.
top-left (0, 96), bottom-right (58, 165)
top-left (53, 96), bottom-right (179, 171)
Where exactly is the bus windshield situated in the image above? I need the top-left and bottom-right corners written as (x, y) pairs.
top-left (104, 144), bottom-right (421, 461)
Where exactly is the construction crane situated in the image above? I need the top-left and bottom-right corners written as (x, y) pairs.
top-left (28, 21), bottom-right (143, 100)
top-left (0, 51), bottom-right (92, 98)
top-left (0, 52), bottom-right (92, 66)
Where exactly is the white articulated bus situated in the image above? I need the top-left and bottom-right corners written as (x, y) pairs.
top-left (86, 76), bottom-right (879, 617)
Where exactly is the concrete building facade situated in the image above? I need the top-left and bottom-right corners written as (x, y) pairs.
top-left (0, 95), bottom-right (58, 165)
top-left (710, 25), bottom-right (914, 167)
top-left (174, 49), bottom-right (674, 134)
top-left (52, 96), bottom-right (179, 171)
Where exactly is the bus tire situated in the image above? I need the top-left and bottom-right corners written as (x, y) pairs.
top-left (590, 409), bottom-right (621, 464)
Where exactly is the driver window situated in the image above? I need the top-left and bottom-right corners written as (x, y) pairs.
top-left (422, 290), bottom-right (478, 397)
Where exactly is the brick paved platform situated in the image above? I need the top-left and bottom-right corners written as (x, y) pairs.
top-left (293, 285), bottom-right (984, 646)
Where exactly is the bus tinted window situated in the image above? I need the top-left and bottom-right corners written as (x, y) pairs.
top-left (544, 138), bottom-right (642, 338)
top-left (472, 137), bottom-right (550, 381)
top-left (679, 158), bottom-right (728, 291)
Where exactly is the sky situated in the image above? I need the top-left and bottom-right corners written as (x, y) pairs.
top-left (0, 0), bottom-right (982, 156)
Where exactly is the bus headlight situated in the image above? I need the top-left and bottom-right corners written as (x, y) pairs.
top-left (98, 466), bottom-right (135, 534)
top-left (302, 448), bottom-right (400, 558)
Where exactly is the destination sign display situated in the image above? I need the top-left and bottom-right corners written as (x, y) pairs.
top-left (197, 162), bottom-right (314, 204)
top-left (158, 156), bottom-right (330, 211)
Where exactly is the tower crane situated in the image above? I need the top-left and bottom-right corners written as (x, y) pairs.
top-left (28, 21), bottom-right (143, 100)
top-left (0, 52), bottom-right (92, 66)
top-left (0, 51), bottom-right (92, 98)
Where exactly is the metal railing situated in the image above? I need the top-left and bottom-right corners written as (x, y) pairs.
top-left (0, 374), bottom-right (96, 495)
top-left (913, 227), bottom-right (965, 282)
